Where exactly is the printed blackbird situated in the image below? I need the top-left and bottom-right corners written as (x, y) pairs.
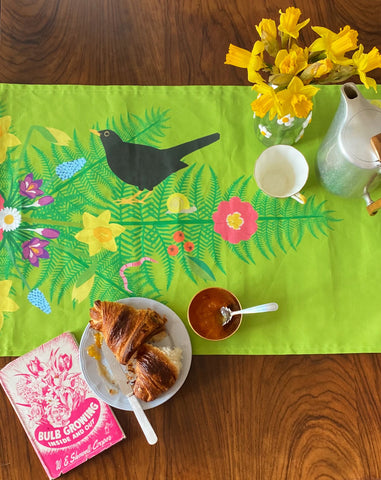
top-left (90, 129), bottom-right (220, 203)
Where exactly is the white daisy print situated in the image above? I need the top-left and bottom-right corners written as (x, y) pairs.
top-left (259, 124), bottom-right (272, 138)
top-left (277, 114), bottom-right (294, 127)
top-left (0, 207), bottom-right (22, 231)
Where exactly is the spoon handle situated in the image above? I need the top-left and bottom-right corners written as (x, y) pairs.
top-left (234, 302), bottom-right (278, 315)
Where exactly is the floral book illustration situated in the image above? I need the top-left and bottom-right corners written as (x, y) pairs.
top-left (0, 332), bottom-right (125, 479)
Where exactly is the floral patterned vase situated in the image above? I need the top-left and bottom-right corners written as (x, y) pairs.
top-left (253, 111), bottom-right (312, 147)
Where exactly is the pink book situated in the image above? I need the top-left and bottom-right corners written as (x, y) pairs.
top-left (0, 332), bottom-right (125, 479)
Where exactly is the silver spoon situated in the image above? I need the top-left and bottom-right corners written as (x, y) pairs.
top-left (220, 302), bottom-right (278, 326)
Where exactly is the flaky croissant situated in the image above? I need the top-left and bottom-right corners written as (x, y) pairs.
top-left (133, 344), bottom-right (180, 402)
top-left (89, 300), bottom-right (166, 364)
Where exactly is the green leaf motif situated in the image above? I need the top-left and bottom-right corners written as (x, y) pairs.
top-left (0, 106), bottom-right (341, 310)
top-left (187, 256), bottom-right (216, 282)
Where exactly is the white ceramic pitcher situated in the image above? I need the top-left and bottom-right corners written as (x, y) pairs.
top-left (316, 83), bottom-right (381, 215)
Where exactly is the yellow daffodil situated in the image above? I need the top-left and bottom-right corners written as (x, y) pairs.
top-left (248, 41), bottom-right (266, 83)
top-left (225, 10), bottom-right (381, 121)
top-left (0, 280), bottom-right (19, 330)
top-left (278, 7), bottom-right (310, 40)
top-left (275, 45), bottom-right (309, 76)
top-left (0, 116), bottom-right (21, 164)
top-left (225, 44), bottom-right (252, 68)
top-left (251, 83), bottom-right (281, 120)
top-left (256, 18), bottom-right (279, 57)
top-left (352, 45), bottom-right (381, 91)
top-left (310, 25), bottom-right (358, 65)
top-left (75, 210), bottom-right (125, 256)
top-left (225, 42), bottom-right (266, 84)
top-left (300, 58), bottom-right (333, 83)
top-left (277, 76), bottom-right (319, 118)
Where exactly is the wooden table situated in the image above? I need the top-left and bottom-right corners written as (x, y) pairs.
top-left (1, 2), bottom-right (381, 479)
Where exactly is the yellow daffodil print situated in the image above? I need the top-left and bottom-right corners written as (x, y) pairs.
top-left (0, 280), bottom-right (19, 330)
top-left (277, 76), bottom-right (319, 118)
top-left (310, 25), bottom-right (358, 65)
top-left (75, 210), bottom-right (125, 256)
top-left (352, 45), bottom-right (381, 91)
top-left (278, 7), bottom-right (310, 40)
top-left (0, 116), bottom-right (21, 164)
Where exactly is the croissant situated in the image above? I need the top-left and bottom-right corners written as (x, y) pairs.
top-left (89, 300), bottom-right (167, 364)
top-left (133, 344), bottom-right (181, 402)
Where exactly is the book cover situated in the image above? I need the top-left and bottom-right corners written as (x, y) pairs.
top-left (0, 332), bottom-right (125, 479)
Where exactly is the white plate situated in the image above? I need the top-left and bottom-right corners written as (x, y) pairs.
top-left (79, 297), bottom-right (192, 410)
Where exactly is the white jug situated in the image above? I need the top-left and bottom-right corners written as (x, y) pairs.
top-left (317, 83), bottom-right (381, 215)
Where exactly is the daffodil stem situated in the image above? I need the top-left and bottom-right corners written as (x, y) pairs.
top-left (4, 238), bottom-right (31, 291)
top-left (17, 126), bottom-right (36, 162)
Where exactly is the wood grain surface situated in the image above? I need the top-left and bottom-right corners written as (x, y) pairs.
top-left (1, 1), bottom-right (381, 479)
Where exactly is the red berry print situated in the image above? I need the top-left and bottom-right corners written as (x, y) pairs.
top-left (173, 231), bottom-right (185, 242)
top-left (184, 241), bottom-right (195, 252)
top-left (167, 245), bottom-right (179, 256)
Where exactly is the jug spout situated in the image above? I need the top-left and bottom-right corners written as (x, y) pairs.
top-left (341, 82), bottom-right (373, 118)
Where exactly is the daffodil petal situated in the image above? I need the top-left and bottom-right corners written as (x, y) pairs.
top-left (0, 143), bottom-right (8, 163)
top-left (0, 116), bottom-right (12, 133)
top-left (0, 296), bottom-right (19, 313)
top-left (3, 133), bottom-right (21, 148)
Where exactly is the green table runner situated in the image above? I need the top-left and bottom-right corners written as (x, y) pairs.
top-left (1, 83), bottom-right (380, 356)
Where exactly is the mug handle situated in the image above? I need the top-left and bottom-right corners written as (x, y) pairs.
top-left (291, 192), bottom-right (307, 204)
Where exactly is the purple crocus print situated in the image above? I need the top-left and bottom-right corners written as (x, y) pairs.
top-left (19, 173), bottom-right (44, 199)
top-left (22, 237), bottom-right (50, 266)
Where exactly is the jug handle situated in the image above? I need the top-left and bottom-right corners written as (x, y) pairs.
top-left (365, 134), bottom-right (381, 215)
top-left (366, 198), bottom-right (381, 216)
top-left (371, 133), bottom-right (381, 160)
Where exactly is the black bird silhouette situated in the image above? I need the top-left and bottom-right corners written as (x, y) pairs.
top-left (90, 129), bottom-right (220, 204)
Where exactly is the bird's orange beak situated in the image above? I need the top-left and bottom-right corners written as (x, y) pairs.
top-left (90, 129), bottom-right (100, 136)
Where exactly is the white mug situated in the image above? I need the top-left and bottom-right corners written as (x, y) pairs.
top-left (254, 145), bottom-right (309, 204)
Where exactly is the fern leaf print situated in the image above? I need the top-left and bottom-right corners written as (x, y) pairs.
top-left (0, 104), bottom-right (340, 330)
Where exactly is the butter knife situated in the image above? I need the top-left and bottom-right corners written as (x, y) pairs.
top-left (101, 342), bottom-right (158, 445)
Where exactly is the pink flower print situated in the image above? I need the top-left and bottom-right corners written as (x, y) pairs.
top-left (19, 173), bottom-right (44, 199)
top-left (55, 354), bottom-right (72, 373)
top-left (27, 357), bottom-right (46, 376)
top-left (25, 196), bottom-right (54, 208)
top-left (30, 403), bottom-right (45, 424)
top-left (46, 403), bottom-right (71, 428)
top-left (212, 196), bottom-right (259, 244)
top-left (31, 228), bottom-right (60, 239)
top-left (22, 237), bottom-right (50, 266)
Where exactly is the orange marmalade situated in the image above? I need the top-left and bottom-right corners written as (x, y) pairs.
top-left (188, 287), bottom-right (241, 340)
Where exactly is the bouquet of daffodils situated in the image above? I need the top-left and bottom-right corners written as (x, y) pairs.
top-left (225, 7), bottom-right (381, 121)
